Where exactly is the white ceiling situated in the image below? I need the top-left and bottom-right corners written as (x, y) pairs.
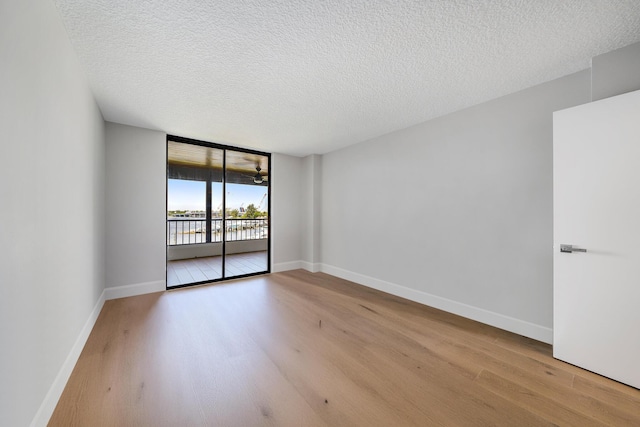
top-left (53, 0), bottom-right (640, 157)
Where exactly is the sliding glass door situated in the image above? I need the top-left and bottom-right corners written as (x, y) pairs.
top-left (223, 150), bottom-right (269, 279)
top-left (166, 136), bottom-right (270, 289)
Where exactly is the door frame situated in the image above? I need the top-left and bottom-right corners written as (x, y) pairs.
top-left (166, 134), bottom-right (271, 289)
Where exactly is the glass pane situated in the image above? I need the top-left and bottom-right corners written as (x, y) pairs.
top-left (224, 151), bottom-right (269, 278)
top-left (167, 141), bottom-right (224, 287)
top-left (167, 179), bottom-right (206, 244)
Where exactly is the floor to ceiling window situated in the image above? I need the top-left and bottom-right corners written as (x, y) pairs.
top-left (166, 135), bottom-right (270, 289)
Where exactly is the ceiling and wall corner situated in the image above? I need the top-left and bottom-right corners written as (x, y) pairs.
top-left (315, 39), bottom-right (640, 344)
top-left (52, 0), bottom-right (640, 157)
top-left (592, 42), bottom-right (640, 101)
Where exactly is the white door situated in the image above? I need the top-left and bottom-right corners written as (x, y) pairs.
top-left (553, 89), bottom-right (640, 389)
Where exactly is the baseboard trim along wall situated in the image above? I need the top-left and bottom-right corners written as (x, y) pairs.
top-left (30, 290), bottom-right (106, 427)
top-left (318, 263), bottom-right (553, 344)
top-left (104, 280), bottom-right (166, 300)
top-left (273, 260), bottom-right (322, 273)
top-left (301, 261), bottom-right (322, 273)
top-left (272, 260), bottom-right (304, 273)
top-left (100, 267), bottom-right (552, 344)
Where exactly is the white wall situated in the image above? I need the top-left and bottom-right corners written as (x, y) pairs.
top-left (301, 154), bottom-right (322, 271)
top-left (0, 0), bottom-right (105, 425)
top-left (105, 136), bottom-right (306, 281)
top-left (592, 41), bottom-right (640, 101)
top-left (320, 71), bottom-right (591, 343)
top-left (105, 122), bottom-right (166, 297)
top-left (271, 153), bottom-right (305, 271)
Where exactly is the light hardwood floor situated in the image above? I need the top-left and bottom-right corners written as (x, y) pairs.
top-left (49, 270), bottom-right (640, 426)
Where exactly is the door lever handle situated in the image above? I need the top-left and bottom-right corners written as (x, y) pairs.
top-left (560, 244), bottom-right (587, 253)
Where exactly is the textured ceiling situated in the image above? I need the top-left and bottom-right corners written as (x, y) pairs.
top-left (53, 0), bottom-right (640, 156)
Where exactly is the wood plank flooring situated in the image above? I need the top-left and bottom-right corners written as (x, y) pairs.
top-left (49, 270), bottom-right (640, 426)
top-left (167, 251), bottom-right (268, 287)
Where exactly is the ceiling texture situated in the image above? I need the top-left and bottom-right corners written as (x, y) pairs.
top-left (53, 0), bottom-right (640, 157)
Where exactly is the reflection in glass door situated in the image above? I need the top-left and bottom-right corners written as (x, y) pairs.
top-left (166, 136), bottom-right (270, 289)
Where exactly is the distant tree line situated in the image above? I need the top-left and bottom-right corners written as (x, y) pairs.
top-left (168, 205), bottom-right (267, 218)
top-left (230, 204), bottom-right (267, 219)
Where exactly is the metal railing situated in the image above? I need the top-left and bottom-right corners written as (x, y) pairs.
top-left (167, 218), bottom-right (268, 245)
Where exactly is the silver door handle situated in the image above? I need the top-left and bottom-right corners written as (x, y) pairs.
top-left (560, 244), bottom-right (587, 253)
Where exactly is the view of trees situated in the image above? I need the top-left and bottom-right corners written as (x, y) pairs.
top-left (242, 204), bottom-right (260, 219)
top-left (227, 204), bottom-right (267, 219)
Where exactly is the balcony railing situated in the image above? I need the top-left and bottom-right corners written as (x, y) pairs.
top-left (167, 218), bottom-right (268, 246)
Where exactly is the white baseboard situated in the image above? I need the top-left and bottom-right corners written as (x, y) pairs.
top-left (300, 261), bottom-right (321, 273)
top-left (30, 290), bottom-right (106, 427)
top-left (320, 263), bottom-right (553, 344)
top-left (104, 280), bottom-right (166, 300)
top-left (272, 260), bottom-right (303, 272)
top-left (272, 260), bottom-right (321, 273)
